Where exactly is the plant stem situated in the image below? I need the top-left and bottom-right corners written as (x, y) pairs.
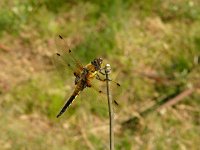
top-left (105, 64), bottom-right (114, 150)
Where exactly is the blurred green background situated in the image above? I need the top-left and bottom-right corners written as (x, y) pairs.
top-left (0, 0), bottom-right (199, 150)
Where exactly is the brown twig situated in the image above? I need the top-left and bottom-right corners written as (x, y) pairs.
top-left (157, 88), bottom-right (195, 111)
top-left (122, 86), bottom-right (198, 129)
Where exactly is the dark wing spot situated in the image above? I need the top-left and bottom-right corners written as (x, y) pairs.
top-left (67, 63), bottom-right (71, 67)
top-left (69, 49), bottom-right (71, 53)
top-left (59, 35), bottom-right (63, 39)
top-left (99, 90), bottom-right (102, 93)
top-left (117, 83), bottom-right (121, 86)
top-left (56, 53), bottom-right (61, 56)
top-left (113, 100), bottom-right (119, 106)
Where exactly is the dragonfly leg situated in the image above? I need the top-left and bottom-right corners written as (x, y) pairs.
top-left (96, 73), bottom-right (106, 82)
top-left (96, 74), bottom-right (121, 86)
top-left (99, 69), bottom-right (105, 75)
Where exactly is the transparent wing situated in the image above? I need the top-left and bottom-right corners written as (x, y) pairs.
top-left (52, 35), bottom-right (84, 81)
top-left (83, 72), bottom-right (123, 115)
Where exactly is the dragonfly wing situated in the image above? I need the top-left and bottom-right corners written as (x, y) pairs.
top-left (53, 35), bottom-right (84, 80)
top-left (88, 73), bottom-right (123, 108)
top-left (52, 53), bottom-right (70, 81)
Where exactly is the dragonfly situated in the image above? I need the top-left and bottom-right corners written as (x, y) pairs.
top-left (53, 35), bottom-right (120, 118)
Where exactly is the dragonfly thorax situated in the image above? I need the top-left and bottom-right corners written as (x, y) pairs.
top-left (91, 58), bottom-right (103, 71)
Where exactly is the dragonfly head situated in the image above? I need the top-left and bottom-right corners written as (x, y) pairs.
top-left (91, 58), bottom-right (103, 70)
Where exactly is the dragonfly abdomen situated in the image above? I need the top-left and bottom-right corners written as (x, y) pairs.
top-left (56, 94), bottom-right (76, 118)
top-left (56, 86), bottom-right (82, 118)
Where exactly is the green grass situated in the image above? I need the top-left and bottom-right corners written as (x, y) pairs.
top-left (0, 0), bottom-right (200, 149)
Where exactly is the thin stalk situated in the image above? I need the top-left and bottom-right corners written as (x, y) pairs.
top-left (105, 64), bottom-right (114, 150)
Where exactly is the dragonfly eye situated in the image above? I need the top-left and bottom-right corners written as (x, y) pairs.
top-left (91, 58), bottom-right (103, 70)
top-left (98, 58), bottom-right (103, 64)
